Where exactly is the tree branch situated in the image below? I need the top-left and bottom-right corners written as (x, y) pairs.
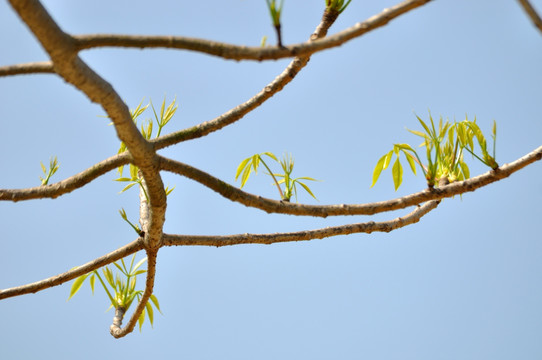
top-left (109, 249), bottom-right (158, 338)
top-left (151, 8), bottom-right (340, 149)
top-left (163, 200), bottom-right (439, 247)
top-left (0, 152), bottom-right (129, 201)
top-left (158, 145), bottom-right (542, 217)
top-left (8, 0), bottom-right (167, 250)
top-left (0, 61), bottom-right (54, 77)
top-left (72, 0), bottom-right (432, 62)
top-left (517, 0), bottom-right (542, 34)
top-left (0, 238), bottom-right (144, 300)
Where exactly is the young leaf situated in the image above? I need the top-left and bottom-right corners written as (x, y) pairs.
top-left (403, 151), bottom-right (417, 175)
top-left (235, 157), bottom-right (251, 181)
top-left (89, 274), bottom-right (96, 295)
top-left (138, 307), bottom-right (146, 331)
top-left (145, 300), bottom-right (154, 327)
top-left (297, 181), bottom-right (318, 200)
top-left (392, 157), bottom-right (403, 191)
top-left (415, 114), bottom-right (432, 136)
top-left (371, 154), bottom-right (389, 188)
top-left (133, 257), bottom-right (148, 272)
top-left (68, 273), bottom-right (89, 300)
top-left (150, 294), bottom-right (163, 314)
top-left (262, 152), bottom-right (278, 162)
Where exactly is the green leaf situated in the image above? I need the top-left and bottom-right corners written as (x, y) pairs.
top-left (395, 143), bottom-right (416, 153)
top-left (113, 262), bottom-right (126, 276)
top-left (404, 151), bottom-right (417, 175)
top-left (146, 300), bottom-right (154, 327)
top-left (235, 157), bottom-right (251, 181)
top-left (460, 161), bottom-right (470, 180)
top-left (297, 181), bottom-right (317, 200)
top-left (103, 267), bottom-right (115, 287)
top-left (492, 120), bottom-right (497, 138)
top-left (240, 163), bottom-right (253, 188)
top-left (165, 185), bottom-right (175, 196)
top-left (383, 150), bottom-right (393, 169)
top-left (392, 158), bottom-right (403, 191)
top-left (251, 154), bottom-right (260, 173)
top-left (262, 152), bottom-right (278, 162)
top-left (150, 294), bottom-right (163, 314)
top-left (89, 274), bottom-right (95, 295)
top-left (415, 114), bottom-right (432, 136)
top-left (371, 154), bottom-right (388, 188)
top-left (138, 308), bottom-right (146, 331)
top-left (119, 182), bottom-right (138, 193)
top-left (68, 274), bottom-right (89, 300)
top-left (133, 257), bottom-right (148, 273)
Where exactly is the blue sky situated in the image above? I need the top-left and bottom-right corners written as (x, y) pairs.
top-left (1, 0), bottom-right (541, 359)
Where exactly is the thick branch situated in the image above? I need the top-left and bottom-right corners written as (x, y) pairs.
top-left (73, 0), bottom-right (432, 62)
top-left (163, 200), bottom-right (439, 247)
top-left (8, 0), bottom-right (167, 250)
top-left (517, 0), bottom-right (542, 34)
top-left (0, 61), bottom-right (54, 76)
top-left (0, 152), bottom-right (129, 201)
top-left (110, 249), bottom-right (158, 338)
top-left (0, 238), bottom-right (144, 300)
top-left (152, 8), bottom-right (339, 149)
top-left (159, 145), bottom-right (542, 217)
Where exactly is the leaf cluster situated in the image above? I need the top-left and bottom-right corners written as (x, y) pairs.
top-left (68, 255), bottom-right (162, 331)
top-left (115, 98), bottom-right (177, 197)
top-left (326, 0), bottom-right (352, 14)
top-left (235, 152), bottom-right (318, 202)
top-left (265, 0), bottom-right (284, 27)
top-left (39, 156), bottom-right (59, 185)
top-left (371, 113), bottom-right (498, 190)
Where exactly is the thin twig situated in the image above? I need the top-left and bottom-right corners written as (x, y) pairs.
top-left (0, 152), bottom-right (129, 201)
top-left (0, 238), bottom-right (144, 300)
top-left (0, 61), bottom-right (54, 77)
top-left (517, 0), bottom-right (542, 34)
top-left (163, 200), bottom-right (439, 247)
top-left (71, 0), bottom-right (432, 62)
top-left (152, 8), bottom-right (339, 149)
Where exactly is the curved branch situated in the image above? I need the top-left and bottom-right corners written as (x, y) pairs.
top-left (73, 0), bottom-right (432, 62)
top-left (0, 0), bottom-right (432, 78)
top-left (517, 0), bottom-right (542, 34)
top-left (110, 249), bottom-right (158, 338)
top-left (9, 0), bottom-right (167, 250)
top-left (0, 152), bottom-right (129, 201)
top-left (0, 238), bottom-right (144, 300)
top-left (0, 61), bottom-right (54, 77)
top-left (152, 8), bottom-right (340, 149)
top-left (163, 200), bottom-right (439, 247)
top-left (159, 145), bottom-right (542, 217)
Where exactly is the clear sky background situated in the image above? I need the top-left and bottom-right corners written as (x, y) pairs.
top-left (1, 0), bottom-right (541, 359)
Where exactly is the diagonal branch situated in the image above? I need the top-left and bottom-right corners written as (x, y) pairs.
top-left (163, 200), bottom-right (439, 247)
top-left (72, 0), bottom-right (432, 62)
top-left (152, 8), bottom-right (340, 149)
top-left (158, 145), bottom-right (542, 217)
top-left (0, 61), bottom-right (54, 77)
top-left (0, 238), bottom-right (144, 300)
top-left (0, 152), bottom-right (129, 201)
top-left (8, 0), bottom-right (167, 250)
top-left (517, 0), bottom-right (542, 34)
